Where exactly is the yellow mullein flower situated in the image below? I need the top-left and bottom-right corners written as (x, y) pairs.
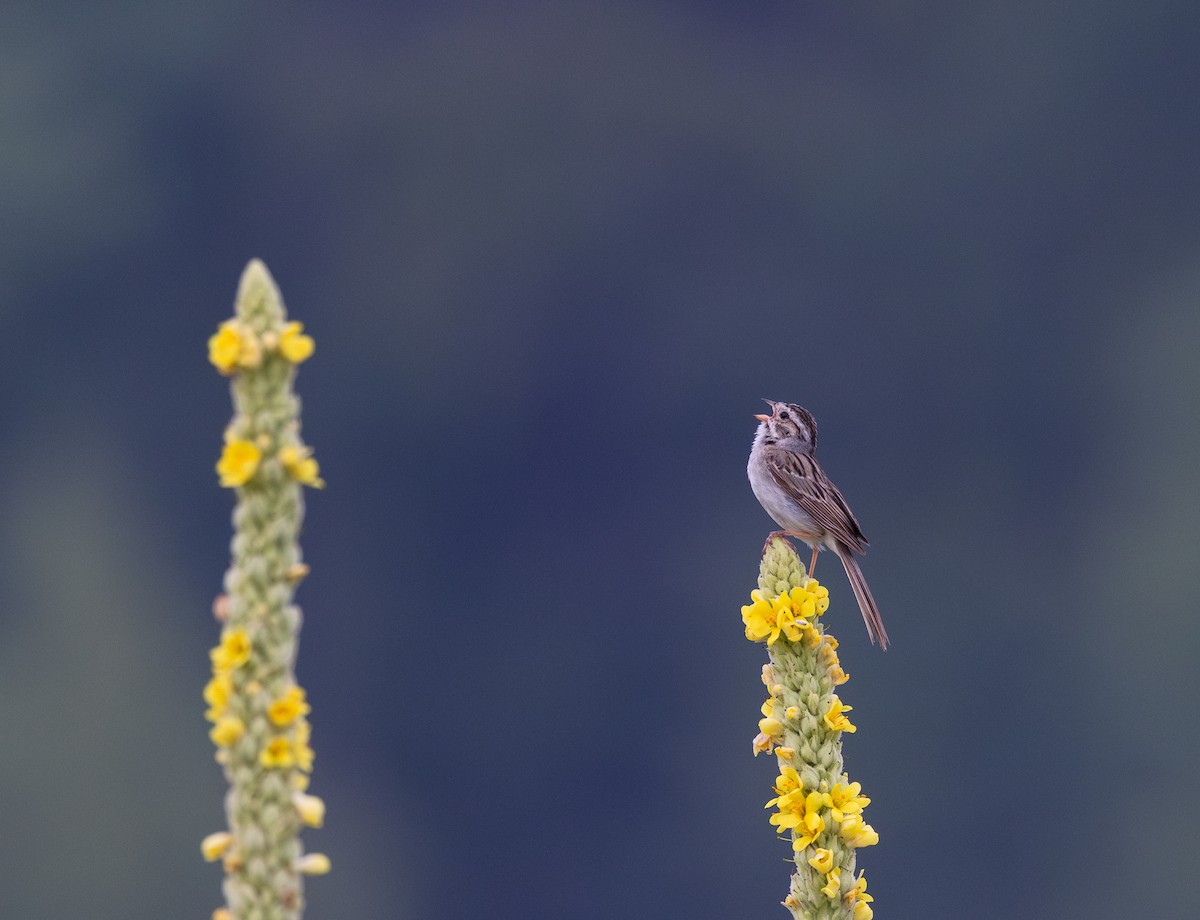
top-left (259, 737), bottom-right (296, 769)
top-left (801, 621), bottom-right (823, 649)
top-left (210, 628), bottom-right (252, 672)
top-left (820, 868), bottom-right (841, 900)
top-left (818, 637), bottom-right (841, 670)
top-left (755, 696), bottom-right (784, 754)
top-left (848, 874), bottom-right (874, 919)
top-left (788, 799), bottom-right (828, 850)
top-left (770, 789), bottom-right (830, 849)
top-left (752, 732), bottom-right (775, 756)
top-left (277, 444), bottom-right (325, 488)
top-left (775, 746), bottom-right (796, 760)
top-left (217, 440), bottom-right (261, 488)
top-left (209, 716), bottom-right (246, 747)
top-left (278, 321), bottom-right (315, 363)
top-left (742, 590), bottom-right (806, 645)
top-left (854, 886), bottom-right (873, 903)
top-left (767, 766), bottom-right (803, 800)
top-left (760, 697), bottom-right (781, 720)
top-left (779, 586), bottom-right (816, 620)
top-left (208, 321), bottom-right (262, 374)
top-left (799, 578), bottom-right (830, 614)
top-left (741, 591), bottom-right (775, 641)
top-left (292, 792), bottom-right (325, 828)
top-left (823, 697), bottom-right (857, 733)
top-left (829, 781), bottom-right (870, 822)
top-left (807, 847), bottom-right (834, 874)
top-left (765, 788), bottom-right (802, 830)
top-left (772, 610), bottom-right (805, 643)
top-left (828, 663), bottom-right (850, 685)
top-left (839, 815), bottom-right (880, 848)
top-left (817, 636), bottom-right (843, 671)
top-left (778, 590), bottom-right (817, 644)
top-left (267, 686), bottom-right (311, 727)
top-left (201, 831), bottom-right (234, 862)
top-left (297, 852), bottom-right (331, 875)
top-left (208, 323), bottom-right (242, 373)
top-left (203, 672), bottom-right (232, 721)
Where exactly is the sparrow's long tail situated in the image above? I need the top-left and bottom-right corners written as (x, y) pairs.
top-left (835, 546), bottom-right (889, 650)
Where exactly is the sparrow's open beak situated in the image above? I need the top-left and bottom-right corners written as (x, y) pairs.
top-left (754, 398), bottom-right (775, 422)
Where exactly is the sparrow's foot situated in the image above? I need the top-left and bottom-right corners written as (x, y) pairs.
top-left (762, 530), bottom-right (802, 556)
top-left (760, 532), bottom-right (821, 577)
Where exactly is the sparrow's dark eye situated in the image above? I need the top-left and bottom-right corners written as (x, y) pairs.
top-left (778, 411), bottom-right (789, 420)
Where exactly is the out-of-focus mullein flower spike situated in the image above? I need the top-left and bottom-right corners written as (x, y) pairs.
top-left (206, 260), bottom-right (326, 920)
top-left (743, 537), bottom-right (879, 920)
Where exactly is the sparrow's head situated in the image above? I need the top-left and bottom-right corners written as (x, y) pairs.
top-left (754, 400), bottom-right (817, 452)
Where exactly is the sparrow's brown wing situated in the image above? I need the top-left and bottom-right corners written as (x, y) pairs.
top-left (766, 450), bottom-right (870, 554)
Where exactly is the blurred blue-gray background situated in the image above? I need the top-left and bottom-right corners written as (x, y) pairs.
top-left (2, 3), bottom-right (1198, 918)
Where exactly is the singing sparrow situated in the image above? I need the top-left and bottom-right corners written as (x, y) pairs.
top-left (747, 400), bottom-right (889, 649)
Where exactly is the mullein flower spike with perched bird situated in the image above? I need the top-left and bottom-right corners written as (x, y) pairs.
top-left (743, 539), bottom-right (879, 919)
top-left (203, 260), bottom-right (328, 920)
top-left (747, 401), bottom-right (888, 649)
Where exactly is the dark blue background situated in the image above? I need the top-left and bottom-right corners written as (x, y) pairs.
top-left (1, 3), bottom-right (1197, 918)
